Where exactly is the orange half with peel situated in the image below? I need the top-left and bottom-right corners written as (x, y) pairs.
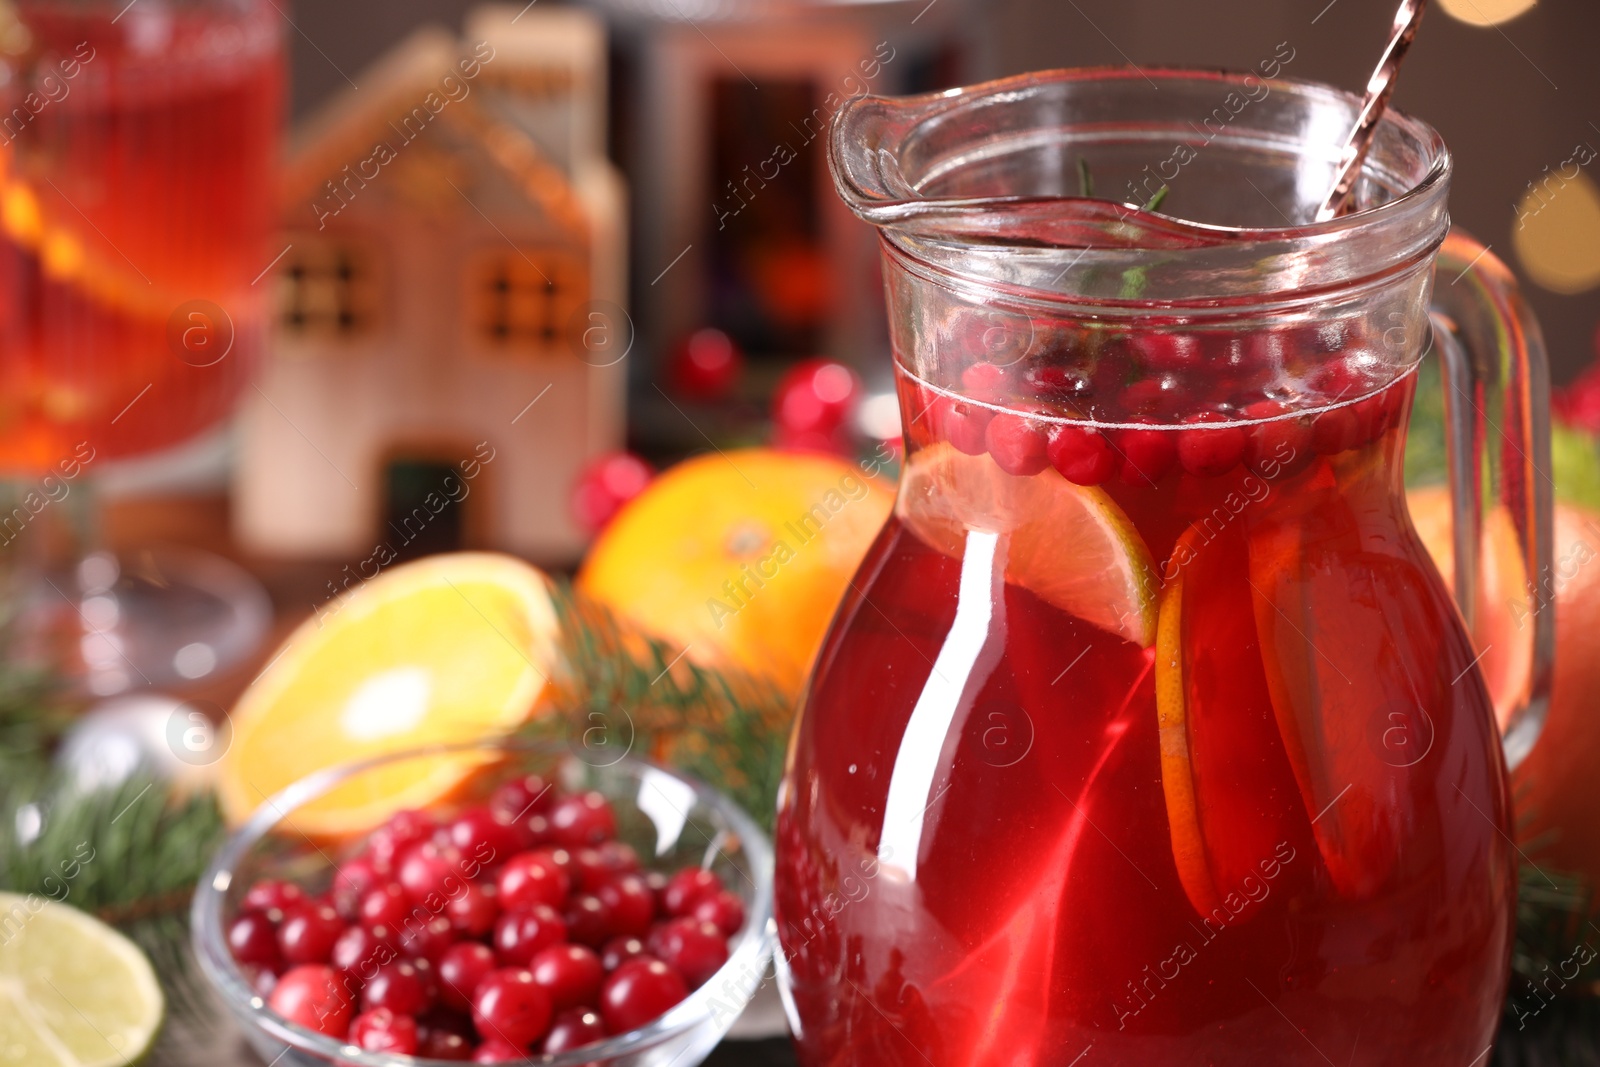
top-left (219, 553), bottom-right (560, 836)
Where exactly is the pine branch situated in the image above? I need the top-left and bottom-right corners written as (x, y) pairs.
top-left (531, 583), bottom-right (793, 831)
top-left (0, 770), bottom-right (227, 1030)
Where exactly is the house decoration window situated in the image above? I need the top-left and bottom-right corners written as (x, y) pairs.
top-left (278, 240), bottom-right (381, 340)
top-left (471, 250), bottom-right (587, 355)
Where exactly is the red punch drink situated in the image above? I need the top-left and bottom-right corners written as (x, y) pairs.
top-left (777, 68), bottom-right (1549, 1065)
top-left (0, 1), bottom-right (281, 471)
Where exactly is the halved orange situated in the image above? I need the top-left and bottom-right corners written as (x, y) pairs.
top-left (219, 553), bottom-right (560, 836)
top-left (897, 444), bottom-right (1158, 646)
top-left (1155, 521), bottom-right (1312, 917)
top-left (577, 447), bottom-right (894, 697)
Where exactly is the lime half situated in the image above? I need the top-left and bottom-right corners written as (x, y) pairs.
top-left (0, 892), bottom-right (164, 1067)
top-left (897, 444), bottom-right (1158, 646)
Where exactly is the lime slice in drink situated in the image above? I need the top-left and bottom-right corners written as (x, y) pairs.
top-left (0, 892), bottom-right (164, 1067)
top-left (897, 443), bottom-right (1157, 646)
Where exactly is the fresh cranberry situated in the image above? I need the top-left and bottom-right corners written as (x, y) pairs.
top-left (529, 944), bottom-right (604, 1011)
top-left (600, 936), bottom-right (649, 972)
top-left (490, 775), bottom-right (553, 821)
top-left (1352, 383), bottom-right (1399, 442)
top-left (1241, 401), bottom-right (1314, 477)
top-left (1113, 427), bottom-right (1178, 487)
top-left (1177, 414), bottom-right (1246, 477)
top-left (473, 1038), bottom-right (527, 1063)
top-left (397, 914), bottom-right (455, 964)
top-left (267, 964), bottom-right (353, 1036)
top-left (497, 851), bottom-right (570, 912)
top-left (348, 1007), bottom-right (419, 1054)
top-left (1024, 364), bottom-right (1092, 405)
top-left (444, 808), bottom-right (521, 871)
top-left (661, 868), bottom-right (722, 918)
top-left (331, 857), bottom-right (385, 919)
top-left (961, 361), bottom-right (1011, 399)
top-left (446, 882), bottom-right (500, 938)
top-left (595, 841), bottom-right (640, 877)
top-left (367, 810), bottom-right (436, 872)
top-left (363, 958), bottom-right (432, 1015)
top-left (511, 812), bottom-right (554, 850)
top-left (690, 890), bottom-right (746, 938)
top-left (426, 1016), bottom-right (482, 1052)
top-left (241, 879), bottom-right (304, 918)
top-left (772, 359), bottom-right (861, 438)
top-left (597, 874), bottom-right (656, 938)
top-left (240, 962), bottom-right (278, 997)
top-left (277, 902), bottom-right (344, 966)
top-left (1122, 375), bottom-right (1182, 419)
top-left (1046, 424), bottom-right (1116, 486)
top-left (1238, 332), bottom-right (1278, 372)
top-left (985, 412), bottom-right (1050, 476)
top-left (227, 911), bottom-right (280, 969)
top-left (531, 845), bottom-right (576, 879)
top-left (1311, 403), bottom-right (1362, 454)
top-left (547, 792), bottom-right (617, 848)
top-left (668, 328), bottom-right (743, 401)
top-left (357, 883), bottom-right (411, 930)
top-left (565, 893), bottom-right (612, 947)
top-left (641, 870), bottom-right (668, 899)
top-left (1132, 332), bottom-right (1203, 370)
top-left (420, 1028), bottom-right (473, 1060)
top-left (570, 847), bottom-right (619, 893)
top-left (439, 942), bottom-right (499, 1013)
top-left (331, 924), bottom-right (397, 982)
top-left (398, 842), bottom-right (465, 904)
top-left (493, 905), bottom-right (568, 966)
top-left (543, 1008), bottom-right (608, 1053)
top-left (933, 395), bottom-right (994, 456)
top-left (599, 957), bottom-right (688, 1035)
top-left (651, 917), bottom-right (730, 988)
top-left (472, 968), bottom-right (553, 1049)
top-left (571, 452), bottom-right (656, 535)
top-left (959, 311), bottom-right (1034, 362)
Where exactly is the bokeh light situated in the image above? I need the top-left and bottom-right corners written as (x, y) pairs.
top-left (1513, 172), bottom-right (1600, 295)
top-left (1438, 0), bottom-right (1537, 26)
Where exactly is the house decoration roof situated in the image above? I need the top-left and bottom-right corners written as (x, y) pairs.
top-left (281, 25), bottom-right (589, 245)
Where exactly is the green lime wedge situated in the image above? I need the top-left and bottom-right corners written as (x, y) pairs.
top-left (0, 892), bottom-right (164, 1067)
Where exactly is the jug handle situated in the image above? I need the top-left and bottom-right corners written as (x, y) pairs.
top-left (1428, 230), bottom-right (1555, 770)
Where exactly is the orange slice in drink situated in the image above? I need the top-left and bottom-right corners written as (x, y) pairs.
top-left (1246, 478), bottom-right (1467, 900)
top-left (219, 553), bottom-right (560, 836)
top-left (1155, 521), bottom-right (1313, 916)
top-left (897, 443), bottom-right (1158, 646)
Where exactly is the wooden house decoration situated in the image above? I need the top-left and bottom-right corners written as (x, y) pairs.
top-left (234, 4), bottom-right (627, 563)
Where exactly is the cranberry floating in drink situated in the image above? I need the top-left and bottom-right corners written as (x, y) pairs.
top-left (775, 67), bottom-right (1551, 1064)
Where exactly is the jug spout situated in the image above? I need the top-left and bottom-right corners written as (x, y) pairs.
top-left (826, 67), bottom-right (1451, 307)
top-left (828, 85), bottom-right (1214, 252)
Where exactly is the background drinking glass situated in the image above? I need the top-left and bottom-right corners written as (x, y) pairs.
top-left (0, 0), bottom-right (283, 692)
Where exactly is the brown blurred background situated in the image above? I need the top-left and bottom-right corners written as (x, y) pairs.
top-left (281, 0), bottom-right (1599, 381)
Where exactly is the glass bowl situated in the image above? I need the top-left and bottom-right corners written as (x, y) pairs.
top-left (192, 740), bottom-right (775, 1066)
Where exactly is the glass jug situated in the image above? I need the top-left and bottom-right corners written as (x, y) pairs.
top-left (774, 68), bottom-right (1553, 1064)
